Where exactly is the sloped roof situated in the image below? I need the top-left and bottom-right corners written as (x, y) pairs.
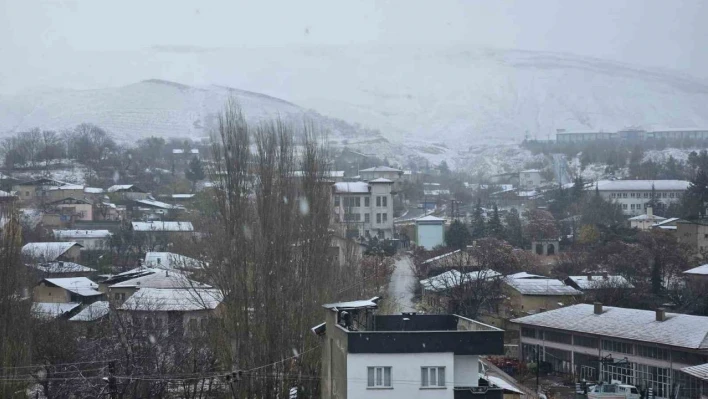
top-left (131, 221), bottom-right (194, 232)
top-left (84, 187), bottom-right (105, 194)
top-left (369, 178), bottom-right (393, 183)
top-left (119, 288), bottom-right (223, 311)
top-left (512, 304), bottom-right (708, 349)
top-left (681, 363), bottom-right (708, 381)
top-left (567, 275), bottom-right (634, 289)
top-left (53, 229), bottom-right (112, 239)
top-left (684, 264), bottom-right (708, 276)
top-left (134, 199), bottom-right (182, 210)
top-left (653, 217), bottom-right (681, 227)
top-left (508, 272), bottom-right (545, 279)
top-left (69, 301), bottom-right (110, 321)
top-left (32, 302), bottom-right (80, 319)
top-left (359, 166), bottom-right (402, 173)
top-left (505, 277), bottom-right (582, 296)
top-left (144, 252), bottom-right (205, 270)
top-left (47, 184), bottom-right (84, 191)
top-left (333, 182), bottom-right (369, 193)
top-left (629, 214), bottom-right (667, 221)
top-left (109, 268), bottom-right (209, 289)
top-left (422, 250), bottom-right (461, 264)
top-left (416, 215), bottom-right (446, 223)
top-left (322, 297), bottom-right (380, 310)
top-left (22, 242), bottom-right (81, 261)
top-left (44, 277), bottom-right (102, 297)
top-left (32, 261), bottom-right (96, 274)
top-left (593, 180), bottom-right (690, 191)
top-left (421, 269), bottom-right (501, 292)
top-left (107, 184), bottom-right (145, 193)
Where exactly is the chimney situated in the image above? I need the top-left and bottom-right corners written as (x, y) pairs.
top-left (594, 302), bottom-right (603, 315)
top-left (647, 206), bottom-right (653, 217)
top-left (656, 308), bottom-right (667, 322)
top-left (587, 273), bottom-right (592, 281)
top-left (58, 261), bottom-right (63, 268)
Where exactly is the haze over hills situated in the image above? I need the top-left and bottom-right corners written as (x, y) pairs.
top-left (2, 47), bottom-right (708, 170)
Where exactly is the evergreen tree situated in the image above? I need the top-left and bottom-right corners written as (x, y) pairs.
top-left (504, 207), bottom-right (524, 248)
top-left (571, 176), bottom-right (585, 202)
top-left (487, 204), bottom-right (504, 239)
top-left (445, 219), bottom-right (471, 249)
top-left (185, 156), bottom-right (205, 192)
top-left (628, 145), bottom-right (644, 178)
top-left (682, 169), bottom-right (708, 219)
top-left (470, 198), bottom-right (486, 240)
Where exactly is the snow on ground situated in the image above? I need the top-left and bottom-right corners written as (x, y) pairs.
top-left (643, 148), bottom-right (695, 163)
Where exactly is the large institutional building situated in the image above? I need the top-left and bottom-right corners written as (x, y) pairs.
top-left (556, 128), bottom-right (708, 143)
top-left (591, 180), bottom-right (690, 215)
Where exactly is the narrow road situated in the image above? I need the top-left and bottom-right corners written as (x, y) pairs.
top-left (387, 254), bottom-right (416, 313)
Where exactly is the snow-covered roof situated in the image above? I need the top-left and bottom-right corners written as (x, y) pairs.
top-left (416, 215), bottom-right (446, 223)
top-left (567, 275), bottom-right (634, 290)
top-left (22, 242), bottom-right (81, 261)
top-left (486, 376), bottom-right (524, 394)
top-left (109, 268), bottom-right (209, 289)
top-left (508, 272), bottom-right (545, 279)
top-left (47, 184), bottom-right (84, 191)
top-left (171, 194), bottom-right (195, 199)
top-left (107, 184), bottom-right (145, 193)
top-left (421, 269), bottom-right (501, 292)
top-left (131, 221), bottom-right (194, 232)
top-left (359, 166), bottom-right (402, 173)
top-left (593, 180), bottom-right (690, 191)
top-left (322, 296), bottom-right (380, 310)
top-left (293, 170), bottom-right (345, 178)
top-left (32, 261), bottom-right (96, 274)
top-left (333, 182), bottom-right (369, 194)
top-left (681, 363), bottom-right (708, 381)
top-left (44, 277), bottom-right (102, 297)
top-left (84, 187), bottom-right (104, 194)
top-left (172, 149), bottom-right (184, 154)
top-left (684, 264), bottom-right (708, 276)
top-left (144, 252), bottom-right (205, 270)
top-left (652, 217), bottom-right (680, 227)
top-left (422, 250), bottom-right (461, 264)
top-left (520, 169), bottom-right (541, 173)
top-left (512, 304), bottom-right (708, 349)
top-left (69, 301), bottom-right (110, 321)
top-left (190, 149), bottom-right (199, 154)
top-left (505, 277), bottom-right (582, 296)
top-left (119, 288), bottom-right (223, 311)
top-left (629, 214), bottom-right (667, 221)
top-left (53, 229), bottom-right (112, 239)
top-left (369, 178), bottom-right (393, 183)
top-left (134, 199), bottom-right (182, 210)
top-left (32, 302), bottom-right (80, 319)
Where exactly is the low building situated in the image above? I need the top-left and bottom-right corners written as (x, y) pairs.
top-left (416, 215), bottom-right (446, 250)
top-left (104, 268), bottom-right (209, 305)
top-left (22, 241), bottom-right (83, 262)
top-left (107, 184), bottom-right (150, 200)
top-left (45, 185), bottom-right (85, 202)
top-left (683, 264), bottom-right (708, 287)
top-left (512, 304), bottom-right (708, 399)
top-left (629, 208), bottom-right (666, 231)
top-left (33, 277), bottom-right (103, 304)
top-left (676, 220), bottom-right (708, 252)
top-left (12, 178), bottom-right (65, 204)
top-left (30, 261), bottom-right (96, 278)
top-left (504, 275), bottom-right (582, 317)
top-left (47, 197), bottom-right (93, 221)
top-left (53, 229), bottom-right (111, 250)
top-left (564, 274), bottom-right (634, 291)
top-left (314, 297), bottom-right (505, 399)
top-left (592, 180), bottom-right (689, 215)
top-left (519, 170), bottom-right (543, 190)
top-left (652, 217), bottom-right (681, 232)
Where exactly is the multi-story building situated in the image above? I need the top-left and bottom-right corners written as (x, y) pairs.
top-left (314, 297), bottom-right (505, 399)
top-left (512, 303), bottom-right (708, 399)
top-left (556, 129), bottom-right (708, 143)
top-left (332, 179), bottom-right (394, 239)
top-left (676, 220), bottom-right (708, 252)
top-left (519, 170), bottom-right (544, 189)
top-left (359, 166), bottom-right (403, 181)
top-left (592, 180), bottom-right (690, 215)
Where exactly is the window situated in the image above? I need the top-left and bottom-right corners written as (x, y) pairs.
top-left (636, 345), bottom-right (669, 360)
top-left (669, 192), bottom-right (675, 198)
top-left (630, 204), bottom-right (635, 210)
top-left (643, 192), bottom-right (649, 198)
top-left (382, 213), bottom-right (388, 223)
top-left (382, 196), bottom-right (387, 207)
top-left (521, 327), bottom-right (536, 338)
top-left (544, 330), bottom-right (572, 344)
top-left (365, 214), bottom-right (370, 223)
top-left (574, 335), bottom-right (598, 348)
top-left (622, 204), bottom-right (628, 210)
top-left (622, 193), bottom-right (628, 198)
top-left (602, 339), bottom-right (633, 354)
top-left (334, 196), bottom-right (340, 206)
top-left (25, 191), bottom-right (29, 197)
top-left (376, 196), bottom-right (381, 207)
top-left (611, 193), bottom-right (616, 198)
top-left (365, 197), bottom-right (370, 207)
top-left (421, 367), bottom-right (445, 388)
top-left (114, 293), bottom-right (125, 301)
top-left (631, 193), bottom-right (635, 198)
top-left (356, 197), bottom-right (361, 207)
top-left (367, 366), bottom-right (392, 388)
top-left (662, 192), bottom-right (667, 198)
top-left (376, 213), bottom-right (381, 223)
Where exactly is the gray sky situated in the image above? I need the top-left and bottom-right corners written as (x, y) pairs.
top-left (1, 0), bottom-right (707, 93)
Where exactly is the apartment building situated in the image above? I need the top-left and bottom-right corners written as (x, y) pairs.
top-left (513, 304), bottom-right (708, 399)
top-left (592, 180), bottom-right (689, 215)
top-left (314, 297), bottom-right (505, 399)
top-left (332, 179), bottom-right (394, 239)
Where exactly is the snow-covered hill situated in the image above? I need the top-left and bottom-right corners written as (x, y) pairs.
top-left (0, 79), bottom-right (383, 145)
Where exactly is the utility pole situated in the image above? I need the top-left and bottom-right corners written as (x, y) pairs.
top-left (536, 345), bottom-right (540, 393)
top-left (108, 361), bottom-right (117, 399)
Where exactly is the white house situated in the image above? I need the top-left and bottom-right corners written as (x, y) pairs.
top-left (628, 207), bottom-right (666, 230)
top-left (415, 215), bottom-right (445, 250)
top-left (53, 229), bottom-right (111, 250)
top-left (332, 180), bottom-right (394, 239)
top-left (592, 180), bottom-right (690, 215)
top-left (519, 169), bottom-right (543, 189)
top-left (314, 298), bottom-right (505, 399)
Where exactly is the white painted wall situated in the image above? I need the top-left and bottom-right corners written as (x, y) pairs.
top-left (347, 352), bottom-right (455, 398)
top-left (417, 223), bottom-right (444, 250)
top-left (453, 355), bottom-right (479, 387)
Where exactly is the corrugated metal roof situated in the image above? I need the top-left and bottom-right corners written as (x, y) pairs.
top-left (322, 297), bottom-right (380, 310)
top-left (119, 288), bottom-right (222, 311)
top-left (681, 363), bottom-right (708, 381)
top-left (421, 269), bottom-right (501, 292)
top-left (45, 277), bottom-right (102, 297)
top-left (684, 264), bottom-right (708, 276)
top-left (512, 304), bottom-right (708, 349)
top-left (70, 301), bottom-right (110, 321)
top-left (22, 242), bottom-right (81, 261)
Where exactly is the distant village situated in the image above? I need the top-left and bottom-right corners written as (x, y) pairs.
top-left (2, 120), bottom-right (708, 399)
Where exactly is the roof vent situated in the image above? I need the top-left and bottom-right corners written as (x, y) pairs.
top-left (594, 302), bottom-right (603, 315)
top-left (656, 308), bottom-right (667, 322)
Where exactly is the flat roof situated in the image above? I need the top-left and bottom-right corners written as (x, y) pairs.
top-left (593, 180), bottom-right (690, 191)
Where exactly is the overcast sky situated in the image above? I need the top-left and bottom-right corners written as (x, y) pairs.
top-left (1, 0), bottom-right (707, 93)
